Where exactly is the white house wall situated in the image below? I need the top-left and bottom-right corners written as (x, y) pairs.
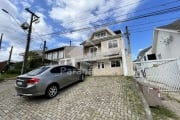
top-left (156, 31), bottom-right (180, 59)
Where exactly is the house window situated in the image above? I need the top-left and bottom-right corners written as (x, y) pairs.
top-left (111, 60), bottom-right (120, 67)
top-left (89, 46), bottom-right (98, 55)
top-left (102, 62), bottom-right (104, 68)
top-left (98, 62), bottom-right (100, 69)
top-left (47, 53), bottom-right (52, 60)
top-left (147, 54), bottom-right (156, 60)
top-left (95, 32), bottom-right (106, 38)
top-left (108, 40), bottom-right (118, 48)
top-left (52, 52), bottom-right (58, 60)
top-left (143, 56), bottom-right (147, 61)
top-left (97, 62), bottom-right (105, 69)
top-left (58, 51), bottom-right (64, 59)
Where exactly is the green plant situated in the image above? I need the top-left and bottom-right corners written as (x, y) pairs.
top-left (0, 73), bottom-right (18, 81)
top-left (123, 76), bottom-right (145, 116)
top-left (166, 94), bottom-right (180, 103)
top-left (5, 70), bottom-right (21, 74)
top-left (151, 106), bottom-right (179, 120)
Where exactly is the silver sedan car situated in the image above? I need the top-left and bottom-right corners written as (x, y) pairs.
top-left (15, 65), bottom-right (85, 98)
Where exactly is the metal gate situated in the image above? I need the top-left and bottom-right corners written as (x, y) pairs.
top-left (134, 58), bottom-right (180, 91)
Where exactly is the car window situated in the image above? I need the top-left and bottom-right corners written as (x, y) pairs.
top-left (27, 66), bottom-right (49, 76)
top-left (50, 66), bottom-right (78, 73)
top-left (66, 66), bottom-right (78, 72)
top-left (50, 66), bottom-right (61, 73)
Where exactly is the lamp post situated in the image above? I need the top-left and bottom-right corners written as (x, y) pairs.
top-left (21, 8), bottom-right (39, 74)
top-left (1, 8), bottom-right (39, 74)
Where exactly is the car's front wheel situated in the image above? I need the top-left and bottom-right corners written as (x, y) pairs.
top-left (45, 84), bottom-right (58, 98)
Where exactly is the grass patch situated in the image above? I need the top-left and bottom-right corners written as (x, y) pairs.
top-left (151, 106), bottom-right (179, 120)
top-left (166, 94), bottom-right (180, 103)
top-left (0, 73), bottom-right (18, 82)
top-left (123, 76), bottom-right (145, 116)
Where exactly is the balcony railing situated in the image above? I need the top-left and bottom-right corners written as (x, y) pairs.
top-left (76, 49), bottom-right (121, 62)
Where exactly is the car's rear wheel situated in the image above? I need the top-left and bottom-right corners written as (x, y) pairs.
top-left (46, 84), bottom-right (58, 98)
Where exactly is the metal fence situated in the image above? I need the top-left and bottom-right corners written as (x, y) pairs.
top-left (134, 58), bottom-right (180, 91)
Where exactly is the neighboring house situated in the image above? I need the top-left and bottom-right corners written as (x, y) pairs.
top-left (152, 19), bottom-right (180, 59)
top-left (136, 46), bottom-right (156, 62)
top-left (45, 46), bottom-right (83, 67)
top-left (0, 60), bottom-right (15, 72)
top-left (134, 20), bottom-right (180, 91)
top-left (0, 61), bottom-right (7, 72)
top-left (79, 27), bottom-right (133, 76)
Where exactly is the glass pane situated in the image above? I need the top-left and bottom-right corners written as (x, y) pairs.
top-left (98, 62), bottom-right (100, 69)
top-left (108, 42), bottom-right (113, 48)
top-left (111, 61), bottom-right (115, 67)
top-left (27, 66), bottom-right (50, 75)
top-left (113, 40), bottom-right (118, 48)
top-left (102, 62), bottom-right (104, 68)
top-left (116, 61), bottom-right (120, 67)
top-left (51, 67), bottom-right (61, 73)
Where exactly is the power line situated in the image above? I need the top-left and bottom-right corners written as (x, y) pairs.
top-left (129, 18), bottom-right (180, 31)
top-left (128, 17), bottom-right (180, 28)
top-left (65, 0), bottom-right (146, 23)
top-left (62, 0), bottom-right (180, 26)
top-left (39, 6), bottom-right (180, 37)
top-left (130, 28), bottom-right (153, 34)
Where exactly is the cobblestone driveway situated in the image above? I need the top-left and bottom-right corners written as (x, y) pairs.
top-left (0, 76), bottom-right (145, 120)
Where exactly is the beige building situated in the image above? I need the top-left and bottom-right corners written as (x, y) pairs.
top-left (45, 46), bottom-right (83, 67)
top-left (79, 28), bottom-right (133, 76)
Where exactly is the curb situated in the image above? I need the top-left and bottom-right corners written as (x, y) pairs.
top-left (135, 80), bottom-right (153, 120)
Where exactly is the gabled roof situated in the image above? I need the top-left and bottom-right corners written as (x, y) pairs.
top-left (45, 46), bottom-right (66, 53)
top-left (136, 46), bottom-right (152, 61)
top-left (45, 46), bottom-right (80, 53)
top-left (80, 28), bottom-right (122, 46)
top-left (157, 19), bottom-right (180, 31)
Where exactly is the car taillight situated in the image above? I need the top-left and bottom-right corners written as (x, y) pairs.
top-left (27, 78), bottom-right (39, 84)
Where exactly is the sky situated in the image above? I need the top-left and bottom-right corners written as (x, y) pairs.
top-left (0, 0), bottom-right (180, 62)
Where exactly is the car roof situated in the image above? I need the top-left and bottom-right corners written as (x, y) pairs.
top-left (45, 64), bottom-right (75, 68)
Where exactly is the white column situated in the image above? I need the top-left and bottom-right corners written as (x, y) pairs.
top-left (121, 37), bottom-right (128, 76)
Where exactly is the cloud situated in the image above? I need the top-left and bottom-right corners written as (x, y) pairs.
top-left (0, 0), bottom-right (53, 61)
top-left (0, 46), bottom-right (24, 62)
top-left (0, 0), bottom-right (142, 61)
top-left (49, 0), bottom-right (141, 41)
top-left (138, 49), bottom-right (143, 52)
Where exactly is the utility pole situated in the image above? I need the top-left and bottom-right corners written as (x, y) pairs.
top-left (21, 8), bottom-right (39, 74)
top-left (42, 40), bottom-right (46, 65)
top-left (70, 40), bottom-right (72, 46)
top-left (0, 33), bottom-right (3, 49)
top-left (8, 46), bottom-right (13, 64)
top-left (125, 26), bottom-right (131, 54)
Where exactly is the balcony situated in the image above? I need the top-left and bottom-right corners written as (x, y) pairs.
top-left (77, 49), bottom-right (121, 62)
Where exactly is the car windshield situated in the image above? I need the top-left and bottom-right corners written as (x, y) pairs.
top-left (27, 66), bottom-right (50, 76)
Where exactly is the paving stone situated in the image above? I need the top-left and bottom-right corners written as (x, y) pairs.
top-left (0, 77), bottom-right (145, 120)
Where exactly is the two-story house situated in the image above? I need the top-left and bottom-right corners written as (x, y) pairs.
top-left (79, 28), bottom-right (133, 76)
top-left (45, 46), bottom-right (83, 67)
